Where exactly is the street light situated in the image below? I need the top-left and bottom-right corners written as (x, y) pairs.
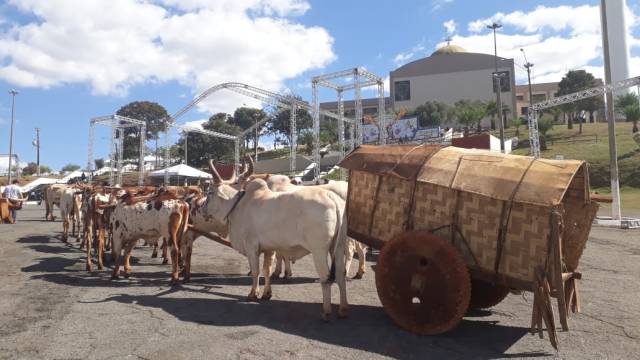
top-left (487, 22), bottom-right (505, 153)
top-left (7, 89), bottom-right (19, 183)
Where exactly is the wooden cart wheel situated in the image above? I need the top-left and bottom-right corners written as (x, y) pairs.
top-left (468, 279), bottom-right (510, 310)
top-left (375, 231), bottom-right (471, 335)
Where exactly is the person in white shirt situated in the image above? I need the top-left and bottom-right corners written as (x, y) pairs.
top-left (3, 180), bottom-right (23, 222)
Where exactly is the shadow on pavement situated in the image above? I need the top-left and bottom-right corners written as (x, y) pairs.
top-left (85, 291), bottom-right (547, 359)
top-left (14, 233), bottom-right (549, 359)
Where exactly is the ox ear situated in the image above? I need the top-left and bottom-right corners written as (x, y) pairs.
top-left (208, 160), bottom-right (223, 185)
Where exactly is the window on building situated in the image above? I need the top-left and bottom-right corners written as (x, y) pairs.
top-left (394, 80), bottom-right (411, 101)
top-left (532, 94), bottom-right (547, 103)
top-left (516, 95), bottom-right (524, 101)
top-left (521, 107), bottom-right (529, 116)
top-left (492, 71), bottom-right (511, 93)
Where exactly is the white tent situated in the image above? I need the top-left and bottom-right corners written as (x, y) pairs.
top-left (149, 164), bottom-right (212, 179)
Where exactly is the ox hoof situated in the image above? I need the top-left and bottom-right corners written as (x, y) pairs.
top-left (352, 272), bottom-right (364, 280)
top-left (151, 253), bottom-right (158, 258)
top-left (86, 264), bottom-right (93, 272)
top-left (111, 274), bottom-right (120, 281)
top-left (270, 273), bottom-right (281, 280)
top-left (169, 279), bottom-right (179, 287)
top-left (338, 307), bottom-right (349, 319)
top-left (261, 291), bottom-right (272, 301)
top-left (246, 271), bottom-right (252, 276)
top-left (321, 312), bottom-right (331, 322)
top-left (182, 277), bottom-right (191, 284)
top-left (162, 259), bottom-right (169, 265)
top-left (246, 293), bottom-right (259, 302)
top-left (123, 272), bottom-right (131, 279)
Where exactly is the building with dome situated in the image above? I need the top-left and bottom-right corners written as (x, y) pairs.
top-left (390, 43), bottom-right (516, 126)
top-left (320, 43), bottom-right (517, 130)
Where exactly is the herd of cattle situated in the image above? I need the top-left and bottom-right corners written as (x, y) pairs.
top-left (42, 157), bottom-right (366, 320)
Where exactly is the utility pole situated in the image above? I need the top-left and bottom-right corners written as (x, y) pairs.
top-left (488, 23), bottom-right (505, 153)
top-left (7, 89), bottom-right (18, 183)
top-left (600, 0), bottom-right (622, 220)
top-left (35, 127), bottom-right (41, 176)
top-left (521, 49), bottom-right (535, 111)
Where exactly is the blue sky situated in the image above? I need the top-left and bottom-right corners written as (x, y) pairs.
top-left (0, 0), bottom-right (638, 170)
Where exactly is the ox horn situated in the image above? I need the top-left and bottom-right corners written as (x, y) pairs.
top-left (208, 159), bottom-right (223, 185)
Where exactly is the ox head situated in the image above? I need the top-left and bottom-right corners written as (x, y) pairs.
top-left (205, 158), bottom-right (243, 221)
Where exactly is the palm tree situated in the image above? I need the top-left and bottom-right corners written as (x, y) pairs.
top-left (616, 93), bottom-right (640, 133)
top-left (622, 103), bottom-right (640, 133)
top-left (537, 118), bottom-right (554, 150)
top-left (486, 100), bottom-right (497, 130)
top-left (512, 117), bottom-right (524, 137)
top-left (454, 100), bottom-right (486, 137)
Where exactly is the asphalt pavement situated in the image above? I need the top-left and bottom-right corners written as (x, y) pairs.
top-left (0, 205), bottom-right (638, 359)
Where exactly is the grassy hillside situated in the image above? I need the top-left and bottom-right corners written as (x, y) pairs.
top-left (509, 122), bottom-right (639, 188)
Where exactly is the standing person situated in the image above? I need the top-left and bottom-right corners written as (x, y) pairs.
top-left (3, 180), bottom-right (24, 222)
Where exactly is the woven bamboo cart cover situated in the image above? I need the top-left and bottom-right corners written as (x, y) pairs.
top-left (340, 145), bottom-right (596, 285)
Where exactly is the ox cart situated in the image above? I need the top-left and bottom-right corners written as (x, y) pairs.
top-left (339, 145), bottom-right (599, 349)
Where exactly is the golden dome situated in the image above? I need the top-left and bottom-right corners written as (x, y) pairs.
top-left (431, 44), bottom-right (467, 56)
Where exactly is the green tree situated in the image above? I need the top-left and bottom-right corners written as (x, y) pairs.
top-left (115, 101), bottom-right (169, 161)
top-left (486, 100), bottom-right (497, 130)
top-left (231, 107), bottom-right (268, 154)
top-left (556, 70), bottom-right (597, 132)
top-left (94, 158), bottom-right (105, 169)
top-left (21, 162), bottom-right (39, 176)
top-left (412, 101), bottom-right (451, 128)
top-left (298, 130), bottom-right (315, 155)
top-left (622, 103), bottom-right (640, 133)
top-left (267, 95), bottom-right (313, 144)
top-left (453, 100), bottom-right (486, 136)
top-left (40, 165), bottom-right (52, 174)
top-left (512, 117), bottom-right (525, 137)
top-left (180, 116), bottom-right (242, 167)
top-left (537, 118), bottom-right (555, 150)
top-left (615, 93), bottom-right (640, 133)
top-left (62, 164), bottom-right (81, 172)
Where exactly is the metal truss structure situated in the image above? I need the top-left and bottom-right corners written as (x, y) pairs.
top-left (311, 67), bottom-right (385, 180)
top-left (527, 76), bottom-right (640, 158)
top-left (163, 82), bottom-right (355, 180)
top-left (87, 115), bottom-right (146, 186)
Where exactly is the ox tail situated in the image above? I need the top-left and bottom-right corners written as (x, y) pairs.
top-left (178, 201), bottom-right (191, 251)
top-left (327, 193), bottom-right (347, 283)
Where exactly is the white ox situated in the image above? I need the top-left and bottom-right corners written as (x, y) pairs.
top-left (109, 193), bottom-right (190, 285)
top-left (205, 160), bottom-right (349, 321)
top-left (45, 184), bottom-right (68, 220)
top-left (59, 187), bottom-right (83, 242)
top-left (263, 174), bottom-right (368, 280)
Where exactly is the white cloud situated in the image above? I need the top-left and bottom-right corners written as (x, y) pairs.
top-left (443, 19), bottom-right (456, 35)
top-left (0, 0), bottom-right (335, 114)
top-left (468, 5), bottom-right (601, 35)
top-left (455, 4), bottom-right (640, 84)
top-left (184, 119), bottom-right (208, 129)
top-left (431, 0), bottom-right (454, 12)
top-left (393, 43), bottom-right (425, 67)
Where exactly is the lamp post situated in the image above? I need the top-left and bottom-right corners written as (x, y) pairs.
top-left (600, 0), bottom-right (622, 220)
top-left (7, 89), bottom-right (19, 183)
top-left (488, 22), bottom-right (505, 153)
